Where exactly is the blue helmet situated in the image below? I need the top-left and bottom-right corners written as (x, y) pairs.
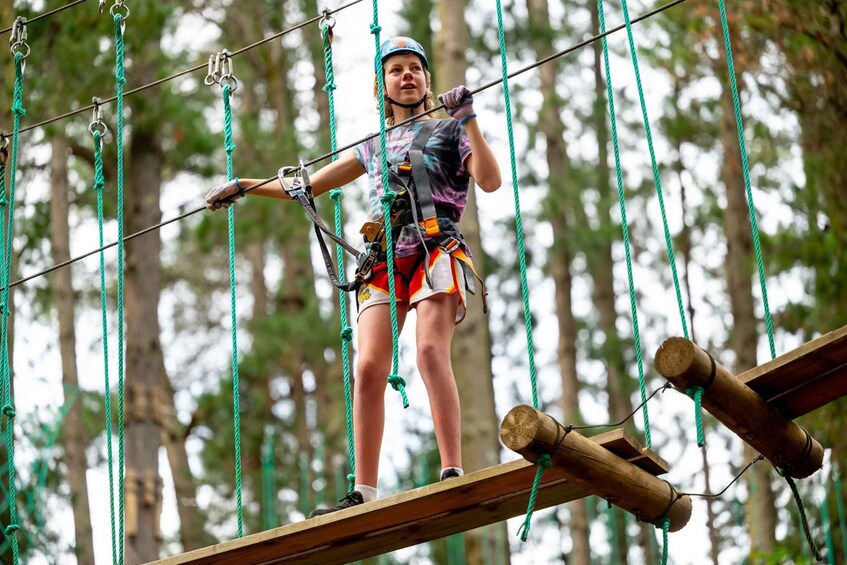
top-left (376, 36), bottom-right (429, 73)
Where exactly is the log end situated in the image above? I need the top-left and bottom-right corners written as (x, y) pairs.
top-left (499, 404), bottom-right (544, 455)
top-left (655, 337), bottom-right (698, 380)
top-left (666, 494), bottom-right (693, 532)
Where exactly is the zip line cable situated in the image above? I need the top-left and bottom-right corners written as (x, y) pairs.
top-left (0, 0), bottom-right (91, 35)
top-left (13, 0), bottom-right (366, 135)
top-left (0, 0), bottom-right (689, 295)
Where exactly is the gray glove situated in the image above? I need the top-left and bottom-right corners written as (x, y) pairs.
top-left (205, 178), bottom-right (244, 211)
top-left (438, 85), bottom-right (476, 124)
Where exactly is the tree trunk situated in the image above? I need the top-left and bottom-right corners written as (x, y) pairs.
top-left (713, 12), bottom-right (777, 557)
top-left (124, 22), bottom-right (168, 559)
top-left (51, 136), bottom-right (95, 564)
top-left (525, 0), bottom-right (591, 561)
top-left (435, 1), bottom-right (508, 563)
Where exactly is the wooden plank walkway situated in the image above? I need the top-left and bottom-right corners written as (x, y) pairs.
top-left (150, 429), bottom-right (665, 565)
top-left (740, 325), bottom-right (847, 418)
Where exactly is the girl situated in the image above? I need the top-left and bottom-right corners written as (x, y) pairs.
top-left (205, 36), bottom-right (501, 516)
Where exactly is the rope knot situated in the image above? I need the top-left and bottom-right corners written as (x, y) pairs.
top-left (323, 81), bottom-right (337, 93)
top-left (340, 326), bottom-right (352, 342)
top-left (0, 196), bottom-right (8, 207)
top-left (387, 374), bottom-right (409, 408)
top-left (380, 191), bottom-right (396, 205)
top-left (536, 453), bottom-right (552, 470)
top-left (2, 404), bottom-right (15, 418)
top-left (369, 23), bottom-right (382, 35)
top-left (5, 524), bottom-right (20, 535)
top-left (225, 142), bottom-right (236, 154)
top-left (12, 103), bottom-right (26, 117)
top-left (329, 188), bottom-right (342, 201)
top-left (94, 179), bottom-right (105, 192)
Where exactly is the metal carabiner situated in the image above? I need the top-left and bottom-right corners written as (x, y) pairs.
top-left (204, 54), bottom-right (218, 86)
top-left (88, 97), bottom-right (110, 147)
top-left (219, 49), bottom-right (238, 94)
top-left (319, 9), bottom-right (335, 44)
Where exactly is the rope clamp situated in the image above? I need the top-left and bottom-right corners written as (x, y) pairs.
top-left (110, 1), bottom-right (130, 35)
top-left (9, 17), bottom-right (29, 71)
top-left (218, 49), bottom-right (239, 93)
top-left (320, 9), bottom-right (336, 43)
top-left (88, 97), bottom-right (110, 146)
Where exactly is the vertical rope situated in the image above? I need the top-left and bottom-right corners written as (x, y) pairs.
top-left (261, 429), bottom-right (277, 530)
top-left (0, 48), bottom-right (28, 565)
top-left (221, 81), bottom-right (244, 537)
top-left (92, 128), bottom-right (119, 565)
top-left (834, 469), bottom-right (847, 563)
top-left (494, 0), bottom-right (539, 411)
top-left (370, 1), bottom-right (408, 408)
top-left (110, 13), bottom-right (130, 561)
top-left (659, 518), bottom-right (670, 565)
top-left (597, 0), bottom-right (651, 448)
top-left (493, 0), bottom-right (546, 541)
top-left (716, 0), bottom-right (775, 359)
top-left (321, 21), bottom-right (356, 492)
top-left (686, 386), bottom-right (705, 446)
top-left (618, 0), bottom-right (688, 341)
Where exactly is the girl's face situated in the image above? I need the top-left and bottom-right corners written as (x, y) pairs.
top-left (383, 53), bottom-right (428, 104)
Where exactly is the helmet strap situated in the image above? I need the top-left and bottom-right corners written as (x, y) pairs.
top-left (386, 93), bottom-right (428, 111)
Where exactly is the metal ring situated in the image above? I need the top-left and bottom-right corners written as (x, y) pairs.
top-left (10, 42), bottom-right (30, 59)
top-left (319, 10), bottom-right (336, 30)
top-left (88, 120), bottom-right (110, 138)
top-left (110, 3), bottom-right (130, 19)
top-left (220, 75), bottom-right (239, 93)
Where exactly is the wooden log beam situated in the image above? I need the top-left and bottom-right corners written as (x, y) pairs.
top-left (739, 325), bottom-right (847, 418)
top-left (655, 337), bottom-right (824, 478)
top-left (499, 405), bottom-right (692, 532)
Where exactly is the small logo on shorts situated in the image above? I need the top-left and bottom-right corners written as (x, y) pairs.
top-left (359, 287), bottom-right (371, 303)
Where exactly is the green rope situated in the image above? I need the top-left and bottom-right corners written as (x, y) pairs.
top-left (597, 0), bottom-right (651, 448)
top-left (834, 469), bottom-right (847, 563)
top-left (716, 0), bottom-right (775, 359)
top-left (686, 386), bottom-right (704, 446)
top-left (659, 518), bottom-right (670, 565)
top-left (515, 454), bottom-right (551, 541)
top-left (618, 0), bottom-right (688, 342)
top-left (221, 81), bottom-right (244, 537)
top-left (0, 49), bottom-right (28, 565)
top-left (322, 21), bottom-right (356, 492)
top-left (261, 430), bottom-right (277, 530)
top-left (494, 0), bottom-right (538, 411)
top-left (494, 0), bottom-right (546, 540)
top-left (112, 14), bottom-right (128, 562)
top-left (821, 491), bottom-right (835, 565)
top-left (92, 128), bottom-right (119, 565)
top-left (782, 472), bottom-right (824, 561)
top-left (369, 2), bottom-right (407, 408)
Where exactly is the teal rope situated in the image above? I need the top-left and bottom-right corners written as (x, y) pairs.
top-left (322, 22), bottom-right (356, 492)
top-left (92, 129), bottom-right (119, 565)
top-left (0, 50), bottom-right (28, 565)
top-left (716, 0), bottom-right (775, 359)
top-left (834, 469), bottom-right (847, 563)
top-left (686, 386), bottom-right (704, 446)
top-left (821, 493), bottom-right (835, 565)
top-left (782, 472), bottom-right (824, 561)
top-left (618, 0), bottom-right (688, 342)
top-left (221, 82), bottom-right (244, 537)
top-left (113, 14), bottom-right (128, 561)
top-left (659, 518), bottom-right (670, 565)
top-left (494, 0), bottom-right (539, 411)
top-left (370, 2), bottom-right (407, 408)
top-left (495, 0), bottom-right (546, 540)
top-left (515, 454), bottom-right (551, 541)
top-left (597, 0), bottom-right (651, 448)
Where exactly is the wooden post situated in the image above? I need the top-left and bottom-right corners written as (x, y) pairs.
top-left (654, 337), bottom-right (823, 478)
top-left (500, 405), bottom-right (692, 532)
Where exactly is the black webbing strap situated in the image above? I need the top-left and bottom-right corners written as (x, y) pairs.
top-left (407, 119), bottom-right (440, 235)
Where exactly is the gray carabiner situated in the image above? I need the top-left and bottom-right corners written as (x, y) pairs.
top-left (110, 1), bottom-right (130, 35)
top-left (219, 49), bottom-right (238, 94)
top-left (88, 98), bottom-right (110, 147)
top-left (204, 54), bottom-right (218, 86)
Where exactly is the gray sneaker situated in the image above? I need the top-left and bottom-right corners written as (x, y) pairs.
top-left (308, 491), bottom-right (364, 518)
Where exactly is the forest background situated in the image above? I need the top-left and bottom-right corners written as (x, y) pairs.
top-left (1, 0), bottom-right (845, 564)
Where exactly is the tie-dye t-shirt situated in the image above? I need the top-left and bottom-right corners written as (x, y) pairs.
top-left (354, 118), bottom-right (472, 257)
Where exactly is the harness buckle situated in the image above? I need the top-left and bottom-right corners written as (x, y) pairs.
top-left (439, 237), bottom-right (460, 254)
top-left (421, 216), bottom-right (440, 237)
top-left (397, 161), bottom-right (412, 176)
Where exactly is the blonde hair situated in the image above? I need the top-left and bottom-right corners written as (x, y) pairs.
top-left (372, 69), bottom-right (437, 125)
